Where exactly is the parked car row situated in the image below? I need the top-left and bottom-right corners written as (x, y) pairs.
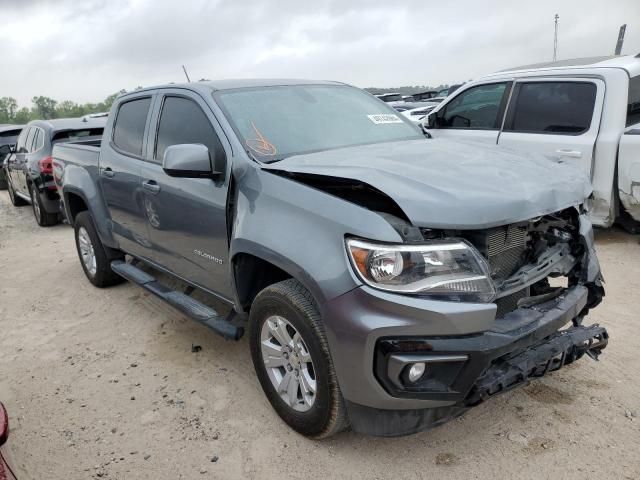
top-left (2, 117), bottom-right (106, 226)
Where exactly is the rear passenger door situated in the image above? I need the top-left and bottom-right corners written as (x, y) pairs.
top-left (425, 82), bottom-right (512, 145)
top-left (101, 95), bottom-right (154, 257)
top-left (140, 90), bottom-right (233, 299)
top-left (497, 79), bottom-right (605, 178)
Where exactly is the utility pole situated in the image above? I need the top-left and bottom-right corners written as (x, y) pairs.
top-left (182, 65), bottom-right (191, 83)
top-left (553, 14), bottom-right (559, 62)
top-left (615, 24), bottom-right (627, 55)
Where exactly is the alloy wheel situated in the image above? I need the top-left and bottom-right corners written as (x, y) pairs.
top-left (78, 226), bottom-right (97, 276)
top-left (260, 315), bottom-right (317, 412)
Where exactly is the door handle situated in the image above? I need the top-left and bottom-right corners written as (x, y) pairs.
top-left (101, 167), bottom-right (115, 178)
top-left (142, 180), bottom-right (161, 194)
top-left (555, 149), bottom-right (583, 158)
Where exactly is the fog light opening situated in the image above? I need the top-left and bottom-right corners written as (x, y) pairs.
top-left (407, 362), bottom-right (426, 383)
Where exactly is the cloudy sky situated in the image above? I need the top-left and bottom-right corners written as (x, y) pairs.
top-left (1, 0), bottom-right (638, 107)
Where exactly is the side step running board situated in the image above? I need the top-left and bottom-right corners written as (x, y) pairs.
top-left (110, 260), bottom-right (243, 341)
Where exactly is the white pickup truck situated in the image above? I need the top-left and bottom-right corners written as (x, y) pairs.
top-left (422, 54), bottom-right (640, 230)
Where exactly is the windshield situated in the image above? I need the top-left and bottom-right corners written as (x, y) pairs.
top-left (215, 85), bottom-right (422, 161)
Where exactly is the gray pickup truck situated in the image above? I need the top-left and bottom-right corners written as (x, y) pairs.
top-left (53, 79), bottom-right (608, 438)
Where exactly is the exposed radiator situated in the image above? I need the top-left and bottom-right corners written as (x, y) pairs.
top-left (486, 224), bottom-right (529, 281)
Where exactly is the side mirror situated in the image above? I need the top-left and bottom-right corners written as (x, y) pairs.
top-left (162, 144), bottom-right (221, 179)
top-left (425, 112), bottom-right (437, 129)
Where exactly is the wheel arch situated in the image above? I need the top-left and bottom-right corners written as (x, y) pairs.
top-left (230, 246), bottom-right (323, 315)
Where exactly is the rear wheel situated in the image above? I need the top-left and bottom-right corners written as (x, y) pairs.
top-left (30, 185), bottom-right (58, 226)
top-left (249, 279), bottom-right (349, 438)
top-left (74, 211), bottom-right (124, 287)
top-left (7, 178), bottom-right (27, 206)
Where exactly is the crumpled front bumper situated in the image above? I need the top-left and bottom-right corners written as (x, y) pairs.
top-left (346, 319), bottom-right (607, 437)
top-left (323, 283), bottom-right (608, 436)
top-left (321, 212), bottom-right (606, 436)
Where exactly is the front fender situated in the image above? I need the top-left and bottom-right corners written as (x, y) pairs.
top-left (229, 165), bottom-right (404, 307)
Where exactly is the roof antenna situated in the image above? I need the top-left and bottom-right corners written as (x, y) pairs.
top-left (182, 65), bottom-right (191, 83)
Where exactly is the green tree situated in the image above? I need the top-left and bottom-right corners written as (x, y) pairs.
top-left (0, 97), bottom-right (18, 123)
top-left (13, 107), bottom-right (32, 124)
top-left (31, 96), bottom-right (58, 119)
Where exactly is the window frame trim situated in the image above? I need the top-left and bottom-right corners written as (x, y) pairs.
top-left (502, 79), bottom-right (599, 137)
top-left (151, 93), bottom-right (227, 166)
top-left (31, 126), bottom-right (46, 154)
top-left (109, 95), bottom-right (154, 160)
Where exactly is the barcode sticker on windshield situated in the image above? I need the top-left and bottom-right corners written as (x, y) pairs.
top-left (367, 114), bottom-right (403, 124)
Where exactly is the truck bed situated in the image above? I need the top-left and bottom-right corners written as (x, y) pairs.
top-left (53, 139), bottom-right (101, 168)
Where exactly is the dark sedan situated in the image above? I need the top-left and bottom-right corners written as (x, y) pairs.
top-left (5, 117), bottom-right (105, 226)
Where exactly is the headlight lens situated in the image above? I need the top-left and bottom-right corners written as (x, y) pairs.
top-left (346, 238), bottom-right (495, 302)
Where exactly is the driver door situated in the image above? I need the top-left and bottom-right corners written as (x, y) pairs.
top-left (424, 82), bottom-right (512, 145)
top-left (139, 91), bottom-right (233, 299)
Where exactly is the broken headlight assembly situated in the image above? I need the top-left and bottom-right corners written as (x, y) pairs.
top-left (346, 238), bottom-right (496, 302)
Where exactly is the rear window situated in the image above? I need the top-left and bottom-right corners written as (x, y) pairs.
top-left (380, 94), bottom-right (402, 102)
top-left (506, 81), bottom-right (596, 134)
top-left (0, 129), bottom-right (22, 138)
top-left (112, 97), bottom-right (152, 156)
top-left (52, 128), bottom-right (104, 143)
top-left (628, 76), bottom-right (640, 127)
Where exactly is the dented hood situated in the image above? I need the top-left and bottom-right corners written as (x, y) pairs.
top-left (263, 138), bottom-right (592, 229)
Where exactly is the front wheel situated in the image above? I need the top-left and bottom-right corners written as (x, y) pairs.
top-left (74, 211), bottom-right (124, 287)
top-left (249, 279), bottom-right (349, 438)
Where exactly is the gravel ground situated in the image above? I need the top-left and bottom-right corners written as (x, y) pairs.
top-left (0, 192), bottom-right (639, 480)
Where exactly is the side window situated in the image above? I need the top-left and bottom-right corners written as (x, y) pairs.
top-left (24, 128), bottom-right (36, 153)
top-left (155, 96), bottom-right (225, 171)
top-left (438, 83), bottom-right (508, 129)
top-left (112, 97), bottom-right (152, 156)
top-left (32, 129), bottom-right (43, 152)
top-left (627, 76), bottom-right (640, 127)
top-left (15, 129), bottom-right (28, 153)
top-left (505, 82), bottom-right (597, 134)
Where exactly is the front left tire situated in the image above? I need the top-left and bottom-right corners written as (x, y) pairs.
top-left (249, 279), bottom-right (349, 439)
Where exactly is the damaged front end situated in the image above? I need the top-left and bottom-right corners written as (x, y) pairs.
top-left (352, 208), bottom-right (609, 436)
top-left (388, 206), bottom-right (605, 319)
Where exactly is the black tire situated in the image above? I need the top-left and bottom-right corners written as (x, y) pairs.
top-left (7, 178), bottom-right (27, 206)
top-left (30, 185), bottom-right (58, 227)
top-left (249, 279), bottom-right (349, 438)
top-left (73, 211), bottom-right (124, 288)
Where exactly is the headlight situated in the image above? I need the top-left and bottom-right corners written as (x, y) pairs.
top-left (346, 238), bottom-right (495, 302)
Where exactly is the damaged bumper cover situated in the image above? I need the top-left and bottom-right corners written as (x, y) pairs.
top-left (330, 285), bottom-right (608, 437)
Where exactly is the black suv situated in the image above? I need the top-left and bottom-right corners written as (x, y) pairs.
top-left (0, 124), bottom-right (24, 190)
top-left (5, 118), bottom-right (105, 226)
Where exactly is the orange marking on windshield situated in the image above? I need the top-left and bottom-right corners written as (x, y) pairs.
top-left (246, 121), bottom-right (277, 156)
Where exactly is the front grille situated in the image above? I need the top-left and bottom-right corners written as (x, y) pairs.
top-left (495, 287), bottom-right (530, 318)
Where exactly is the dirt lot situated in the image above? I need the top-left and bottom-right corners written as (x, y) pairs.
top-left (0, 193), bottom-right (639, 480)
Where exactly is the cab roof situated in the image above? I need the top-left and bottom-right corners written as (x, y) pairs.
top-left (121, 79), bottom-right (347, 99)
top-left (491, 54), bottom-right (640, 78)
